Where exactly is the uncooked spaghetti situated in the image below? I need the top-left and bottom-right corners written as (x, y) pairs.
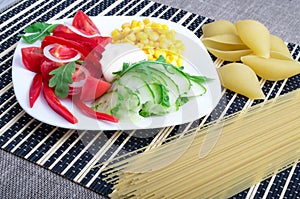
top-left (101, 89), bottom-right (300, 199)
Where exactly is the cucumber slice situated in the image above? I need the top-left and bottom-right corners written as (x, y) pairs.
top-left (93, 91), bottom-right (122, 114)
top-left (151, 63), bottom-right (191, 96)
top-left (139, 101), bottom-right (170, 117)
top-left (149, 82), bottom-right (170, 107)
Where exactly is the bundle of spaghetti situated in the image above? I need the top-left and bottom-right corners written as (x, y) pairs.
top-left (102, 89), bottom-right (300, 199)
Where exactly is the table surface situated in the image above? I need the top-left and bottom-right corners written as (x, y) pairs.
top-left (1, 0), bottom-right (300, 199)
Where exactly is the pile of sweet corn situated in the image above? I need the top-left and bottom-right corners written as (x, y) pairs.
top-left (111, 18), bottom-right (185, 67)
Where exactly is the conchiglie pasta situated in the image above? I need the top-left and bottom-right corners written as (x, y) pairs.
top-left (202, 34), bottom-right (244, 45)
top-left (270, 51), bottom-right (294, 61)
top-left (236, 20), bottom-right (270, 58)
top-left (202, 20), bottom-right (237, 38)
top-left (206, 47), bottom-right (252, 61)
top-left (202, 34), bottom-right (248, 51)
top-left (217, 63), bottom-right (265, 99)
top-left (241, 55), bottom-right (300, 81)
top-left (270, 34), bottom-right (292, 59)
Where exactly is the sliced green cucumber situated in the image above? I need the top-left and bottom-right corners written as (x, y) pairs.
top-left (93, 91), bottom-right (122, 115)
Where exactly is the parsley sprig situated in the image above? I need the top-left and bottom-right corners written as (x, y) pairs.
top-left (18, 22), bottom-right (59, 44)
top-left (49, 62), bottom-right (76, 98)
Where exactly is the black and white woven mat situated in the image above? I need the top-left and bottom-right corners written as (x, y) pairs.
top-left (1, 0), bottom-right (300, 198)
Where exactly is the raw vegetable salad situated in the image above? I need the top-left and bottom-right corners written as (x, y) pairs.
top-left (18, 10), bottom-right (211, 125)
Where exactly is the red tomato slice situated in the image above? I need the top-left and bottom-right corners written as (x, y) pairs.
top-left (72, 10), bottom-right (100, 35)
top-left (21, 47), bottom-right (44, 73)
top-left (41, 36), bottom-right (103, 78)
top-left (49, 44), bottom-right (79, 60)
top-left (40, 60), bottom-right (62, 81)
top-left (80, 76), bottom-right (110, 101)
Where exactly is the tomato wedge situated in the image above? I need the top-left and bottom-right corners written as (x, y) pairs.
top-left (49, 44), bottom-right (79, 60)
top-left (72, 10), bottom-right (100, 35)
top-left (21, 47), bottom-right (44, 73)
top-left (40, 60), bottom-right (62, 81)
top-left (80, 76), bottom-right (111, 101)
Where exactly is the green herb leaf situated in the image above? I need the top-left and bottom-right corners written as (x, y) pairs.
top-left (157, 83), bottom-right (170, 107)
top-left (112, 62), bottom-right (130, 77)
top-left (156, 55), bottom-right (166, 62)
top-left (49, 62), bottom-right (76, 98)
top-left (18, 22), bottom-right (59, 44)
top-left (175, 96), bottom-right (189, 110)
top-left (188, 75), bottom-right (212, 84)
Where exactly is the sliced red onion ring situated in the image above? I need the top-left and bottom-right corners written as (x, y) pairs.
top-left (69, 64), bottom-right (90, 88)
top-left (43, 44), bottom-right (81, 63)
top-left (64, 23), bottom-right (101, 38)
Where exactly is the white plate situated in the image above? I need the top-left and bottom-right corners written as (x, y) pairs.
top-left (12, 16), bottom-right (222, 130)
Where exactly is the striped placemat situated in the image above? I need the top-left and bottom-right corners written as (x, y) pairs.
top-left (1, 0), bottom-right (300, 198)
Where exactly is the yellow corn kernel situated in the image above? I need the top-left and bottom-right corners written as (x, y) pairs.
top-left (158, 34), bottom-right (166, 42)
top-left (154, 49), bottom-right (166, 58)
top-left (131, 20), bottom-right (138, 28)
top-left (126, 32), bottom-right (136, 42)
top-left (111, 29), bottom-right (120, 37)
top-left (144, 27), bottom-right (153, 35)
top-left (121, 23), bottom-right (131, 29)
top-left (166, 30), bottom-right (176, 39)
top-left (162, 24), bottom-right (169, 30)
top-left (137, 21), bottom-right (144, 28)
top-left (177, 58), bottom-right (183, 66)
top-left (147, 54), bottom-right (154, 60)
top-left (123, 27), bottom-right (131, 34)
top-left (166, 55), bottom-right (172, 63)
top-left (142, 38), bottom-right (150, 45)
top-left (171, 53), bottom-right (179, 61)
top-left (136, 43), bottom-right (144, 49)
top-left (123, 37), bottom-right (135, 45)
top-left (145, 48), bottom-right (154, 55)
top-left (159, 42), bottom-right (168, 50)
top-left (148, 40), bottom-right (154, 47)
top-left (151, 23), bottom-right (162, 31)
top-left (143, 18), bottom-right (151, 25)
top-left (136, 32), bottom-right (148, 41)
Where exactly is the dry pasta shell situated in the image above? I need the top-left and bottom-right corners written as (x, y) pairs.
top-left (206, 47), bottom-right (252, 61)
top-left (270, 34), bottom-right (293, 59)
top-left (217, 63), bottom-right (265, 99)
top-left (202, 34), bottom-right (248, 51)
top-left (241, 55), bottom-right (300, 81)
top-left (270, 50), bottom-right (294, 61)
top-left (202, 34), bottom-right (244, 45)
top-left (236, 20), bottom-right (270, 58)
top-left (202, 20), bottom-right (237, 38)
top-left (202, 40), bottom-right (248, 51)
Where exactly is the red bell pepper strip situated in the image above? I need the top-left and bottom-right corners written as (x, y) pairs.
top-left (29, 73), bottom-right (43, 108)
top-left (73, 96), bottom-right (118, 123)
top-left (43, 82), bottom-right (78, 124)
